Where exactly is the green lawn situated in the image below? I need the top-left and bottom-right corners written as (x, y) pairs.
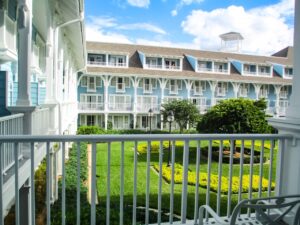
top-left (96, 140), bottom-right (277, 225)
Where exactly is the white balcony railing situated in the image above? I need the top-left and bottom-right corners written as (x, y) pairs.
top-left (136, 103), bottom-right (160, 112)
top-left (0, 10), bottom-right (17, 59)
top-left (0, 113), bottom-right (23, 174)
top-left (78, 102), bottom-right (104, 111)
top-left (108, 102), bottom-right (132, 111)
top-left (0, 133), bottom-right (291, 225)
top-left (145, 64), bottom-right (163, 69)
top-left (32, 107), bottom-right (50, 135)
top-left (87, 61), bottom-right (107, 66)
top-left (243, 70), bottom-right (257, 75)
top-left (108, 62), bottom-right (127, 67)
top-left (164, 65), bottom-right (180, 70)
top-left (197, 67), bottom-right (213, 72)
top-left (214, 68), bottom-right (228, 73)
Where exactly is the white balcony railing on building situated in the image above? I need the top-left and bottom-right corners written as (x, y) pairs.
top-left (108, 102), bottom-right (132, 111)
top-left (0, 10), bottom-right (17, 55)
top-left (145, 63), bottom-right (163, 69)
top-left (108, 62), bottom-right (127, 67)
top-left (87, 61), bottom-right (107, 66)
top-left (243, 70), bottom-right (257, 75)
top-left (78, 102), bottom-right (104, 111)
top-left (214, 68), bottom-right (228, 73)
top-left (136, 103), bottom-right (160, 112)
top-left (32, 107), bottom-right (50, 135)
top-left (0, 133), bottom-right (291, 225)
top-left (164, 65), bottom-right (180, 70)
top-left (197, 67), bottom-right (213, 72)
top-left (0, 114), bottom-right (23, 174)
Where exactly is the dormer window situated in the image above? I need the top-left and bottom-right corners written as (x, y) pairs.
top-left (164, 58), bottom-right (180, 70)
top-left (258, 65), bottom-right (271, 76)
top-left (284, 67), bottom-right (293, 77)
top-left (243, 64), bottom-right (257, 75)
top-left (214, 62), bottom-right (228, 73)
top-left (88, 53), bottom-right (127, 67)
top-left (197, 60), bottom-right (212, 72)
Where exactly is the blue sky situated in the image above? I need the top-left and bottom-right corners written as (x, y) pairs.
top-left (84, 0), bottom-right (294, 55)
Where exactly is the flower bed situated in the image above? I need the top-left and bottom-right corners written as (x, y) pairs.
top-left (153, 163), bottom-right (275, 194)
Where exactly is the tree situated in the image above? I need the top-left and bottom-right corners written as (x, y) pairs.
top-left (161, 99), bottom-right (200, 133)
top-left (197, 98), bottom-right (273, 134)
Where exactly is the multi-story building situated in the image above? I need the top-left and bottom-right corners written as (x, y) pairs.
top-left (0, 0), bottom-right (85, 221)
top-left (78, 42), bottom-right (293, 130)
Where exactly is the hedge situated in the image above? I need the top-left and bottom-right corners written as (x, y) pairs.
top-left (153, 163), bottom-right (275, 194)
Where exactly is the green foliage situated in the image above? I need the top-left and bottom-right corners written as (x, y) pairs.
top-left (77, 125), bottom-right (105, 135)
top-left (161, 99), bottom-right (200, 133)
top-left (197, 98), bottom-right (273, 134)
top-left (51, 143), bottom-right (90, 225)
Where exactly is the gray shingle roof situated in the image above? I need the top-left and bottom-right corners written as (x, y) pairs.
top-left (86, 41), bottom-right (293, 85)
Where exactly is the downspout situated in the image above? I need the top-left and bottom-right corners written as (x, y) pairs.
top-left (54, 12), bottom-right (84, 135)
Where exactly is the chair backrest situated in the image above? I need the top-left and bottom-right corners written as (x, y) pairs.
top-left (230, 195), bottom-right (300, 225)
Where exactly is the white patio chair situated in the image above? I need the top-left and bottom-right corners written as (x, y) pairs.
top-left (199, 195), bottom-right (300, 225)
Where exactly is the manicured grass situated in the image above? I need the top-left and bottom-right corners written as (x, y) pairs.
top-left (96, 140), bottom-right (276, 225)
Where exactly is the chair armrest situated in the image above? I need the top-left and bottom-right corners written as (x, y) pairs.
top-left (198, 205), bottom-right (229, 225)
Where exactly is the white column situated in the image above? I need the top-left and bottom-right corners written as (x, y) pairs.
top-left (186, 80), bottom-right (192, 100)
top-left (232, 82), bottom-right (239, 98)
top-left (133, 79), bottom-right (139, 113)
top-left (209, 81), bottom-right (217, 106)
top-left (274, 86), bottom-right (281, 116)
top-left (45, 27), bottom-right (55, 103)
top-left (268, 0), bottom-right (300, 198)
top-left (16, 0), bottom-right (32, 106)
top-left (160, 79), bottom-right (167, 104)
top-left (104, 77), bottom-right (109, 112)
top-left (104, 113), bottom-right (108, 130)
top-left (254, 84), bottom-right (261, 100)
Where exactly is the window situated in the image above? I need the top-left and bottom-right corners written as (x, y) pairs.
top-left (87, 115), bottom-right (95, 126)
top-left (87, 76), bottom-right (96, 92)
top-left (96, 77), bottom-right (102, 87)
top-left (143, 78), bottom-right (152, 93)
top-left (116, 77), bottom-right (125, 92)
top-left (81, 77), bottom-right (87, 86)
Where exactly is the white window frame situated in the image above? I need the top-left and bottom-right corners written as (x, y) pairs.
top-left (81, 76), bottom-right (87, 87)
top-left (87, 76), bottom-right (96, 92)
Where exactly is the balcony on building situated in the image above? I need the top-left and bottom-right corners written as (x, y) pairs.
top-left (258, 64), bottom-right (272, 76)
top-left (191, 97), bottom-right (208, 113)
top-left (87, 52), bottom-right (128, 68)
top-left (78, 94), bottom-right (104, 112)
top-left (243, 63), bottom-right (257, 75)
top-left (139, 78), bottom-right (157, 94)
top-left (192, 81), bottom-right (206, 96)
top-left (196, 59), bottom-right (229, 74)
top-left (136, 95), bottom-right (159, 113)
top-left (139, 51), bottom-right (183, 71)
top-left (0, 5), bottom-right (17, 63)
top-left (108, 95), bottom-right (132, 111)
top-left (168, 80), bottom-right (182, 95)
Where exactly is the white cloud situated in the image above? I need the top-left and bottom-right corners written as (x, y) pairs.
top-left (181, 0), bottom-right (294, 54)
top-left (118, 23), bottom-right (167, 35)
top-left (172, 0), bottom-right (204, 16)
top-left (127, 0), bottom-right (150, 8)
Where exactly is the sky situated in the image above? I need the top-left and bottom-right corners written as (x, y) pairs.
top-left (84, 0), bottom-right (295, 55)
